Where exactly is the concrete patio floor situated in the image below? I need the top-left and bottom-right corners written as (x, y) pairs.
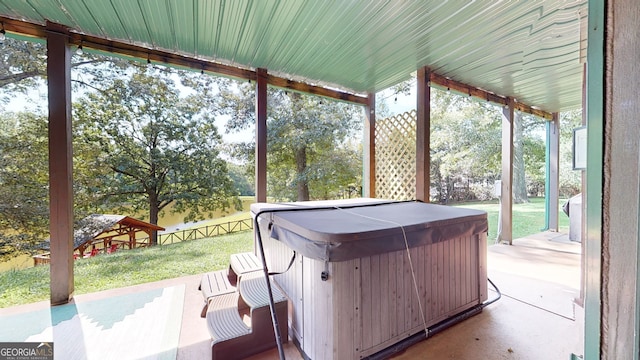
top-left (0, 231), bottom-right (583, 360)
top-left (390, 231), bottom-right (583, 360)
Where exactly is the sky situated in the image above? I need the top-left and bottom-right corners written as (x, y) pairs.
top-left (383, 86), bottom-right (416, 116)
top-left (3, 87), bottom-right (47, 113)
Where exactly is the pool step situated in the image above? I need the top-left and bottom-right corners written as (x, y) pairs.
top-left (198, 270), bottom-right (236, 317)
top-left (206, 292), bottom-right (251, 344)
top-left (201, 253), bottom-right (288, 360)
top-left (228, 252), bottom-right (263, 285)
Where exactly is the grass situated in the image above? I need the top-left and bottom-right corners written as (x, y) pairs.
top-left (453, 197), bottom-right (570, 242)
top-left (0, 231), bottom-right (253, 308)
top-left (0, 208), bottom-right (255, 273)
top-left (0, 197), bottom-right (570, 308)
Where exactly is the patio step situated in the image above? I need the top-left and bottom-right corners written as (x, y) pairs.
top-left (237, 270), bottom-right (287, 308)
top-left (206, 292), bottom-right (251, 345)
top-left (198, 270), bottom-right (236, 317)
top-left (228, 252), bottom-right (262, 285)
top-left (205, 256), bottom-right (288, 360)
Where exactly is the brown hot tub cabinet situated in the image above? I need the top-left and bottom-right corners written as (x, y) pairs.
top-left (252, 199), bottom-right (488, 359)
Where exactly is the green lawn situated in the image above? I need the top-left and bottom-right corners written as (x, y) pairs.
top-left (453, 197), bottom-right (570, 242)
top-left (0, 207), bottom-right (255, 273)
top-left (0, 231), bottom-right (253, 308)
top-left (0, 197), bottom-right (568, 308)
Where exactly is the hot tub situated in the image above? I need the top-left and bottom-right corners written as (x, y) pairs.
top-left (251, 199), bottom-right (488, 359)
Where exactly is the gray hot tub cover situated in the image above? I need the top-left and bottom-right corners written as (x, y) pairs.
top-left (251, 199), bottom-right (488, 262)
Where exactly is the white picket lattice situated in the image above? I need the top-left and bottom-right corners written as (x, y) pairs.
top-left (375, 110), bottom-right (417, 200)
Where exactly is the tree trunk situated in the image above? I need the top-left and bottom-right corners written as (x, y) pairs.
top-left (295, 146), bottom-right (310, 201)
top-left (432, 160), bottom-right (444, 203)
top-left (149, 193), bottom-right (159, 245)
top-left (513, 112), bottom-right (529, 203)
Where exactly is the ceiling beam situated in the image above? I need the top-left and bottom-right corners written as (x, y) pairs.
top-left (429, 72), bottom-right (553, 120)
top-left (267, 75), bottom-right (368, 105)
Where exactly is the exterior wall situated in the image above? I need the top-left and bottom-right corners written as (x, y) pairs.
top-left (598, 0), bottom-right (640, 357)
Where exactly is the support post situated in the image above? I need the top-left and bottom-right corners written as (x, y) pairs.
top-left (578, 63), bottom-right (587, 307)
top-left (584, 1), bottom-right (604, 357)
top-left (255, 68), bottom-right (268, 203)
top-left (363, 93), bottom-right (375, 198)
top-left (545, 113), bottom-right (560, 231)
top-left (47, 25), bottom-right (74, 305)
top-left (595, 0), bottom-right (640, 358)
top-left (416, 67), bottom-right (431, 202)
top-left (498, 98), bottom-right (514, 245)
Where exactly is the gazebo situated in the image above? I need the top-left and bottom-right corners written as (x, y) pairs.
top-left (0, 1), bottom-right (638, 358)
top-left (33, 214), bottom-right (165, 265)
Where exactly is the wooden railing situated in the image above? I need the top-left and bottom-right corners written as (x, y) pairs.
top-left (157, 218), bottom-right (253, 245)
top-left (33, 218), bottom-right (254, 265)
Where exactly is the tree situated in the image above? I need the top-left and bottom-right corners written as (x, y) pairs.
top-left (0, 37), bottom-right (132, 106)
top-left (425, 89), bottom-right (546, 204)
top-left (429, 90), bottom-right (502, 203)
top-left (559, 110), bottom-right (583, 197)
top-left (307, 141), bottom-right (363, 200)
top-left (513, 113), bottom-right (546, 203)
top-left (227, 163), bottom-right (254, 196)
top-left (2, 36), bottom-right (241, 248)
top-left (220, 84), bottom-right (363, 201)
top-left (268, 92), bottom-right (362, 201)
top-left (0, 38), bottom-right (161, 255)
top-left (513, 112), bottom-right (528, 202)
top-left (0, 112), bottom-right (49, 260)
top-left (0, 39), bottom-right (47, 98)
top-left (74, 68), bottom-right (239, 244)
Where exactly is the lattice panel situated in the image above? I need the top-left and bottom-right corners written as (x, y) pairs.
top-left (375, 110), bottom-right (417, 200)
